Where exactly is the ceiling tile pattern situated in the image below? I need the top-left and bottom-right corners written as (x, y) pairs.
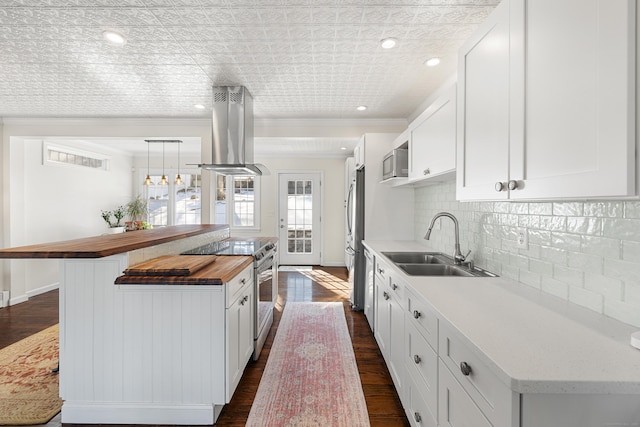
top-left (0, 0), bottom-right (499, 119)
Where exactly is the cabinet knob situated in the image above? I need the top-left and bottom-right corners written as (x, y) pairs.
top-left (377, 267), bottom-right (384, 274)
top-left (383, 291), bottom-right (390, 300)
top-left (240, 278), bottom-right (246, 284)
top-left (423, 168), bottom-right (430, 175)
top-left (494, 181), bottom-right (505, 192)
top-left (508, 179), bottom-right (519, 190)
top-left (413, 354), bottom-right (421, 364)
top-left (413, 310), bottom-right (421, 319)
top-left (391, 283), bottom-right (398, 291)
top-left (460, 361), bottom-right (472, 376)
top-left (414, 412), bottom-right (422, 423)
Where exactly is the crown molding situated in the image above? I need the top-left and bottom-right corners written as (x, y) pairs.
top-left (0, 117), bottom-right (211, 127)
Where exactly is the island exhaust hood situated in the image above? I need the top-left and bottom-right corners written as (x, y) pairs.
top-left (198, 86), bottom-right (268, 175)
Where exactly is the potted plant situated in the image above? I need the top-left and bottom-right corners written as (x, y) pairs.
top-left (126, 195), bottom-right (149, 230)
top-left (101, 205), bottom-right (126, 233)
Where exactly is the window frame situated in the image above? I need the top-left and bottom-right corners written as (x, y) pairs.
top-left (215, 174), bottom-right (261, 231)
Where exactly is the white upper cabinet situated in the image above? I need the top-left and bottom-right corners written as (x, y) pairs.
top-left (409, 84), bottom-right (457, 183)
top-left (456, 0), bottom-right (511, 200)
top-left (457, 0), bottom-right (637, 201)
top-left (354, 136), bottom-right (365, 170)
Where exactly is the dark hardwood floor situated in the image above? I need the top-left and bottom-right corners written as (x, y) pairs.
top-left (0, 267), bottom-right (409, 426)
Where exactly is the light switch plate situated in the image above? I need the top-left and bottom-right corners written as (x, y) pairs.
top-left (516, 228), bottom-right (529, 250)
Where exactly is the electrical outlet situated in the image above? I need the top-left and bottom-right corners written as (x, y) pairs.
top-left (516, 228), bottom-right (529, 250)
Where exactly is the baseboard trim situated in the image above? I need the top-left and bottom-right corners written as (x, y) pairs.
top-left (61, 402), bottom-right (216, 425)
top-left (9, 294), bottom-right (28, 306)
top-left (322, 262), bottom-right (347, 267)
top-left (26, 282), bottom-right (59, 298)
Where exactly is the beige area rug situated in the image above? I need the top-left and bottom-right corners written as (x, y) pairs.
top-left (247, 302), bottom-right (370, 426)
top-left (0, 324), bottom-right (62, 425)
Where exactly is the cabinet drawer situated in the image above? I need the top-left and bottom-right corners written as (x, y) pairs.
top-left (439, 322), bottom-right (516, 426)
top-left (405, 372), bottom-right (437, 427)
top-left (406, 287), bottom-right (438, 351)
top-left (226, 264), bottom-right (253, 308)
top-left (375, 258), bottom-right (390, 287)
top-left (389, 273), bottom-right (405, 309)
top-left (439, 360), bottom-right (492, 427)
top-left (405, 320), bottom-right (437, 418)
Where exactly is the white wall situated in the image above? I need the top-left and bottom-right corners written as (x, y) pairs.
top-left (233, 155), bottom-right (347, 267)
top-left (7, 138), bottom-right (134, 302)
top-left (414, 179), bottom-right (640, 328)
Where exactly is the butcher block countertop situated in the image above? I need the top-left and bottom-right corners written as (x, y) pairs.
top-left (0, 224), bottom-right (227, 259)
top-left (115, 255), bottom-right (253, 285)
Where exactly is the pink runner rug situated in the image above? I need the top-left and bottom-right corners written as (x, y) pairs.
top-left (246, 302), bottom-right (370, 426)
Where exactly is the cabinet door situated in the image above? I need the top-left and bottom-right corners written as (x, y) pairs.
top-left (226, 283), bottom-right (253, 402)
top-left (388, 291), bottom-right (405, 398)
top-left (409, 84), bottom-right (456, 182)
top-left (456, 0), bottom-right (511, 201)
top-left (374, 282), bottom-right (391, 360)
top-left (439, 361), bottom-right (493, 427)
top-left (509, 0), bottom-right (636, 199)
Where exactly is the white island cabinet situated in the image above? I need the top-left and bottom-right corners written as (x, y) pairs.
top-left (363, 240), bottom-right (640, 427)
top-left (0, 225), bottom-right (258, 426)
top-left (457, 0), bottom-right (637, 201)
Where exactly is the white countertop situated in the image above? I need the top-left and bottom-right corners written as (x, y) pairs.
top-left (363, 240), bottom-right (640, 395)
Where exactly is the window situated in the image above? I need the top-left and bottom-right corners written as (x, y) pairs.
top-left (43, 142), bottom-right (110, 171)
top-left (143, 172), bottom-right (201, 227)
top-left (215, 175), bottom-right (260, 229)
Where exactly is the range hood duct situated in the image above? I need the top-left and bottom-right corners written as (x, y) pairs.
top-left (198, 86), bottom-right (268, 176)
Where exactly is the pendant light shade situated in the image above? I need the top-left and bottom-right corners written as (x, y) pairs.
top-left (143, 141), bottom-right (154, 186)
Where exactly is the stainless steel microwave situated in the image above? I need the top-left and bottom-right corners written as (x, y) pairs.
top-left (382, 148), bottom-right (408, 180)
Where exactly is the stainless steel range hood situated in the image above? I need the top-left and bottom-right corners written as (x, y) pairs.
top-left (198, 86), bottom-right (268, 175)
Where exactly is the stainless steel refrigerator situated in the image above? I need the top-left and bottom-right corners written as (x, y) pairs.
top-left (350, 167), bottom-right (366, 311)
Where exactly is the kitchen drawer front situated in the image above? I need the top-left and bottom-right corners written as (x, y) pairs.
top-left (439, 322), bottom-right (516, 426)
top-left (406, 287), bottom-right (438, 351)
top-left (389, 272), bottom-right (406, 309)
top-left (375, 257), bottom-right (390, 288)
top-left (439, 360), bottom-right (493, 427)
top-left (226, 264), bottom-right (253, 308)
top-left (405, 371), bottom-right (437, 427)
top-left (405, 319), bottom-right (437, 416)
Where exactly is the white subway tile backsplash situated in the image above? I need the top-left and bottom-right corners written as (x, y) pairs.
top-left (553, 202), bottom-right (584, 217)
top-left (415, 181), bottom-right (640, 327)
top-left (584, 201), bottom-right (623, 218)
top-left (568, 286), bottom-right (604, 313)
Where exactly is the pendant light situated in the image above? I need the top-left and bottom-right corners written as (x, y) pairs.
top-left (159, 141), bottom-right (168, 185)
top-left (143, 141), bottom-right (154, 186)
top-left (175, 140), bottom-right (182, 185)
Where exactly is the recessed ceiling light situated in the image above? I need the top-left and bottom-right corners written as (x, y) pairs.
top-left (194, 104), bottom-right (205, 110)
top-left (425, 57), bottom-right (441, 67)
top-left (341, 147), bottom-right (347, 150)
top-left (356, 105), bottom-right (368, 111)
top-left (380, 38), bottom-right (397, 49)
top-left (102, 30), bottom-right (126, 45)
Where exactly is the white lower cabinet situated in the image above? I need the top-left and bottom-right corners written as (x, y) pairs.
top-left (375, 267), bottom-right (405, 397)
top-left (438, 361), bottom-right (493, 427)
top-left (225, 272), bottom-right (254, 402)
top-left (405, 320), bottom-right (437, 427)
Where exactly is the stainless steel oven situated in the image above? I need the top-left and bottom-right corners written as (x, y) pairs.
top-left (181, 238), bottom-right (278, 360)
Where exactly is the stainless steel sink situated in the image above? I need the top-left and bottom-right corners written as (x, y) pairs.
top-left (398, 263), bottom-right (477, 277)
top-left (382, 251), bottom-right (449, 264)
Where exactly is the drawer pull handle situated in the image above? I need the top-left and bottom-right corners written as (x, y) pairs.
top-left (240, 295), bottom-right (249, 305)
top-left (240, 278), bottom-right (246, 284)
top-left (414, 412), bottom-right (422, 423)
top-left (460, 361), bottom-right (472, 376)
top-left (413, 355), bottom-right (421, 364)
top-left (391, 283), bottom-right (398, 291)
top-left (383, 291), bottom-right (390, 300)
top-left (413, 310), bottom-right (421, 319)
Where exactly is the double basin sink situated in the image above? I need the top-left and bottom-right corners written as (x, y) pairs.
top-left (382, 251), bottom-right (497, 277)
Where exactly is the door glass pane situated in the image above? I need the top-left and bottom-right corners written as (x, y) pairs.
top-left (175, 173), bottom-right (201, 225)
top-left (287, 179), bottom-right (313, 254)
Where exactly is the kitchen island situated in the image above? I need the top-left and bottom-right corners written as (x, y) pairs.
top-left (0, 225), bottom-right (256, 425)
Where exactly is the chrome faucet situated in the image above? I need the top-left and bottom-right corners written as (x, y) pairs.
top-left (424, 212), bottom-right (470, 265)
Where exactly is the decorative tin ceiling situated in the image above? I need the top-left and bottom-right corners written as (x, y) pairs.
top-left (0, 0), bottom-right (499, 120)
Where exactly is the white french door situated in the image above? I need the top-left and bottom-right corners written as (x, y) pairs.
top-left (278, 172), bottom-right (322, 265)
